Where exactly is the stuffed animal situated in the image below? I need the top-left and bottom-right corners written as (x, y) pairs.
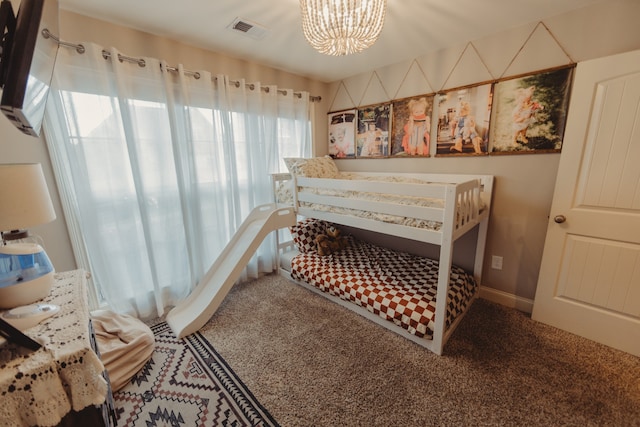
top-left (315, 225), bottom-right (348, 256)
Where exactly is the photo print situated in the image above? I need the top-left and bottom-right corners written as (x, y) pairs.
top-left (490, 66), bottom-right (575, 154)
top-left (390, 94), bottom-right (434, 157)
top-left (328, 109), bottom-right (357, 158)
top-left (356, 103), bottom-right (391, 158)
top-left (435, 83), bottom-right (493, 156)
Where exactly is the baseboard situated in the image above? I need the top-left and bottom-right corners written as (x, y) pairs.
top-left (479, 285), bottom-right (534, 314)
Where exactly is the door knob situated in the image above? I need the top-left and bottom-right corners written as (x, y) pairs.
top-left (554, 215), bottom-right (566, 224)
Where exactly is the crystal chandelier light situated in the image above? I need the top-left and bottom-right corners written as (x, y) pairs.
top-left (300, 0), bottom-right (387, 56)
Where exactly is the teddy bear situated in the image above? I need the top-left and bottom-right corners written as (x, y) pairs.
top-left (315, 225), bottom-right (348, 256)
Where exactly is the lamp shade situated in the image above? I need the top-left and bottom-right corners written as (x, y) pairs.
top-left (0, 163), bottom-right (56, 234)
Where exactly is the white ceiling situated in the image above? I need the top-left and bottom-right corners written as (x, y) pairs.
top-left (58, 0), bottom-right (604, 83)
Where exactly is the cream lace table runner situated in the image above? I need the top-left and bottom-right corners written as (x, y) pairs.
top-left (0, 270), bottom-right (108, 427)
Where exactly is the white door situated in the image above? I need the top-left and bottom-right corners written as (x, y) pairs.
top-left (532, 49), bottom-right (640, 357)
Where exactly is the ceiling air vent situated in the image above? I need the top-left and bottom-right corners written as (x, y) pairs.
top-left (227, 18), bottom-right (269, 40)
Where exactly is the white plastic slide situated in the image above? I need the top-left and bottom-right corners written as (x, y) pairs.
top-left (166, 203), bottom-right (296, 338)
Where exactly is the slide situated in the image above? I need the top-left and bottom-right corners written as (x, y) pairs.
top-left (166, 203), bottom-right (296, 338)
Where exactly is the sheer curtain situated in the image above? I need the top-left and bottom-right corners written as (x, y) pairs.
top-left (44, 43), bottom-right (312, 319)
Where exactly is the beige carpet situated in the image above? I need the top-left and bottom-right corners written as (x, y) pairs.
top-left (200, 274), bottom-right (640, 427)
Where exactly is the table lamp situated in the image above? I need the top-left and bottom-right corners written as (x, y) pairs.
top-left (0, 163), bottom-right (56, 309)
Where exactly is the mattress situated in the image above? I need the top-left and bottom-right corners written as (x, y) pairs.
top-left (288, 236), bottom-right (477, 339)
top-left (279, 247), bottom-right (300, 271)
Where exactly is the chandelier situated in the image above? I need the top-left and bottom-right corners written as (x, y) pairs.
top-left (299, 0), bottom-right (387, 56)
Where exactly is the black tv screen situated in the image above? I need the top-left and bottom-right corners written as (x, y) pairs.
top-left (0, 0), bottom-right (59, 137)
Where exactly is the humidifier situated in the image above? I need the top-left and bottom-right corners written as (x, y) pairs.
top-left (0, 242), bottom-right (54, 308)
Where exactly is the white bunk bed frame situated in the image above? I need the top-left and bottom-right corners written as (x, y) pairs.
top-left (272, 171), bottom-right (494, 355)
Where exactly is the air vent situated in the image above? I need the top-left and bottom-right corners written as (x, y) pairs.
top-left (227, 18), bottom-right (269, 40)
top-left (233, 21), bottom-right (253, 33)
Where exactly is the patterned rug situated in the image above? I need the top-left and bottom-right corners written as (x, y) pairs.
top-left (113, 322), bottom-right (279, 426)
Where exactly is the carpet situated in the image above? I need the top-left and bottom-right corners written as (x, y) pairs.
top-left (200, 274), bottom-right (640, 427)
top-left (113, 322), bottom-right (279, 427)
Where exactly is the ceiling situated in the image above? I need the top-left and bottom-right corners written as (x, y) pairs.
top-left (58, 0), bottom-right (604, 83)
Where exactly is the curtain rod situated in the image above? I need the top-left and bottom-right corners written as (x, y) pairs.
top-left (43, 30), bottom-right (322, 102)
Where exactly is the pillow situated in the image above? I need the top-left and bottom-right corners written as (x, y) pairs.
top-left (283, 156), bottom-right (339, 178)
top-left (275, 179), bottom-right (294, 204)
top-left (289, 218), bottom-right (329, 253)
top-left (92, 310), bottom-right (155, 392)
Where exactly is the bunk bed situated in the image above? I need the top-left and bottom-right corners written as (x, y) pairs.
top-left (272, 156), bottom-right (494, 355)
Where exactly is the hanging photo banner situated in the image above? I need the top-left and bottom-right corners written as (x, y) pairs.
top-left (356, 103), bottom-right (391, 158)
top-left (435, 83), bottom-right (493, 156)
top-left (390, 94), bottom-right (434, 157)
top-left (490, 66), bottom-right (575, 154)
top-left (327, 109), bottom-right (357, 158)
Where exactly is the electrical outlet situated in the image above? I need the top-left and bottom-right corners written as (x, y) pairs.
top-left (491, 255), bottom-right (503, 270)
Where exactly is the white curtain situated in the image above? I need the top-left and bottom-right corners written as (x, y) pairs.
top-left (44, 43), bottom-right (312, 319)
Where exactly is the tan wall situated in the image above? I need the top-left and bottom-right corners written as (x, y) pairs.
top-left (321, 0), bottom-right (640, 304)
top-left (2, 0), bottom-right (639, 305)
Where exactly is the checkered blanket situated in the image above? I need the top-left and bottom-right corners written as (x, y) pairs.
top-left (290, 237), bottom-right (477, 339)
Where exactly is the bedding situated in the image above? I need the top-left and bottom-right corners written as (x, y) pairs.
top-left (274, 159), bottom-right (493, 353)
top-left (283, 156), bottom-right (340, 179)
top-left (287, 219), bottom-right (477, 339)
top-left (277, 172), bottom-right (446, 229)
top-left (278, 156), bottom-right (484, 232)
